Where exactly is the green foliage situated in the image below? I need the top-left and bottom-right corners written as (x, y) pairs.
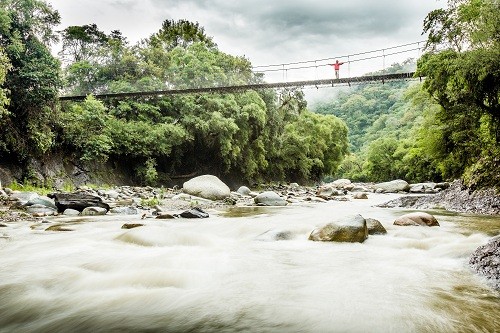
top-left (416, 0), bottom-right (500, 188)
top-left (6, 181), bottom-right (52, 196)
top-left (0, 0), bottom-right (61, 159)
top-left (275, 110), bottom-right (348, 181)
top-left (59, 96), bottom-right (112, 162)
top-left (136, 158), bottom-right (158, 186)
top-left (149, 19), bottom-right (216, 50)
top-left (314, 62), bottom-right (416, 151)
top-left (0, 48), bottom-right (11, 118)
top-left (140, 197), bottom-right (160, 207)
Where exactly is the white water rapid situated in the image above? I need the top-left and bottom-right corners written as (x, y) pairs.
top-left (0, 194), bottom-right (499, 333)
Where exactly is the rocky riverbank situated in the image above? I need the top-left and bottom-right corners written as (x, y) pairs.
top-left (378, 180), bottom-right (500, 215)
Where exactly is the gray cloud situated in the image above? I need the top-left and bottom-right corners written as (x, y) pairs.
top-left (51, 0), bottom-right (442, 77)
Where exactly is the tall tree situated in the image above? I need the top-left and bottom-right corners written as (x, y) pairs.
top-left (0, 0), bottom-right (61, 159)
top-left (417, 0), bottom-right (500, 188)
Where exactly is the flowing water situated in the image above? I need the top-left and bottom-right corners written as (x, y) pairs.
top-left (0, 194), bottom-right (499, 333)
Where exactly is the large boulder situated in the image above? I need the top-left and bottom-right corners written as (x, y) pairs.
top-left (469, 237), bottom-right (500, 290)
top-left (254, 191), bottom-right (287, 206)
top-left (27, 204), bottom-right (57, 216)
top-left (373, 180), bottom-right (410, 193)
top-left (26, 196), bottom-right (57, 209)
top-left (183, 175), bottom-right (230, 200)
top-left (309, 215), bottom-right (368, 243)
top-left (49, 192), bottom-right (110, 213)
top-left (9, 191), bottom-right (39, 205)
top-left (331, 179), bottom-right (352, 188)
top-left (393, 212), bottom-right (439, 227)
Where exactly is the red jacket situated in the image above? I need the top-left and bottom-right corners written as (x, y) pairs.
top-left (332, 62), bottom-right (344, 70)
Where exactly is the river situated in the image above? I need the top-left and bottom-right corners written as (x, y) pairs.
top-left (0, 194), bottom-right (499, 333)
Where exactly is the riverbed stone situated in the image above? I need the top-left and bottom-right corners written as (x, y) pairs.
top-left (366, 218), bottom-right (387, 235)
top-left (49, 192), bottom-right (110, 213)
top-left (81, 206), bottom-right (108, 216)
top-left (393, 212), bottom-right (439, 227)
top-left (109, 206), bottom-right (139, 215)
top-left (332, 179), bottom-right (352, 188)
top-left (179, 207), bottom-right (209, 218)
top-left (254, 191), bottom-right (287, 206)
top-left (183, 175), bottom-right (230, 200)
top-left (45, 224), bottom-right (73, 232)
top-left (27, 204), bottom-right (57, 216)
top-left (409, 183), bottom-right (436, 193)
top-left (309, 214), bottom-right (368, 243)
top-left (256, 230), bottom-right (294, 241)
top-left (374, 180), bottom-right (410, 193)
top-left (26, 196), bottom-right (57, 209)
top-left (63, 209), bottom-right (80, 216)
top-left (156, 212), bottom-right (177, 219)
top-left (237, 186), bottom-right (252, 196)
top-left (353, 192), bottom-right (368, 199)
top-left (121, 223), bottom-right (144, 229)
top-left (9, 191), bottom-right (39, 204)
top-left (469, 237), bottom-right (500, 290)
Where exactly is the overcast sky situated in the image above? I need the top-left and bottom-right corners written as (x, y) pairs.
top-left (49, 0), bottom-right (444, 85)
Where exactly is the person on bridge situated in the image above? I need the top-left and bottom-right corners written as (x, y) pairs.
top-left (330, 60), bottom-right (344, 79)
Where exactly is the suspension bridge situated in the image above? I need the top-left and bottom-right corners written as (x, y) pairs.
top-left (59, 41), bottom-right (425, 101)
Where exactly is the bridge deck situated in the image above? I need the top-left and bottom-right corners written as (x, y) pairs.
top-left (59, 72), bottom-right (418, 101)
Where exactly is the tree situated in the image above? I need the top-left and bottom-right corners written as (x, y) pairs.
top-left (417, 0), bottom-right (500, 188)
top-left (0, 49), bottom-right (11, 119)
top-left (59, 24), bottom-right (109, 63)
top-left (149, 19), bottom-right (216, 50)
top-left (0, 0), bottom-right (61, 159)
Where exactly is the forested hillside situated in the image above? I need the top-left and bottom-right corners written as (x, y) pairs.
top-left (0, 0), bottom-right (498, 190)
top-left (0, 2), bottom-right (348, 186)
top-left (313, 0), bottom-right (499, 189)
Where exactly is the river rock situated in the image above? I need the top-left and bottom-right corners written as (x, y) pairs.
top-left (27, 204), bottom-right (57, 216)
top-left (63, 209), bottom-right (80, 216)
top-left (179, 207), bottom-right (209, 218)
top-left (182, 175), bottom-right (230, 200)
top-left (121, 223), bottom-right (144, 229)
top-left (48, 192), bottom-right (110, 213)
top-left (109, 206), bottom-right (139, 215)
top-left (409, 182), bottom-right (437, 193)
top-left (156, 212), bottom-right (177, 219)
top-left (26, 196), bottom-right (57, 209)
top-left (237, 186), bottom-right (252, 196)
top-left (309, 214), bottom-right (368, 243)
top-left (81, 207), bottom-right (108, 216)
top-left (469, 237), bottom-right (500, 290)
top-left (316, 186), bottom-right (343, 198)
top-left (353, 192), bottom-right (368, 199)
top-left (366, 218), bottom-right (387, 235)
top-left (374, 180), bottom-right (410, 193)
top-left (45, 225), bottom-right (73, 232)
top-left (332, 179), bottom-right (352, 188)
top-left (9, 191), bottom-right (39, 204)
top-left (393, 212), bottom-right (439, 227)
top-left (254, 191), bottom-right (287, 206)
top-left (256, 230), bottom-right (294, 241)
